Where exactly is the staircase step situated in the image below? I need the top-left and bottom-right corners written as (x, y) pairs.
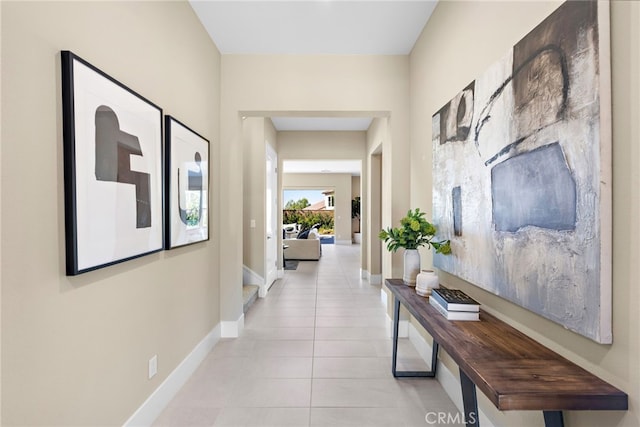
top-left (243, 285), bottom-right (259, 313)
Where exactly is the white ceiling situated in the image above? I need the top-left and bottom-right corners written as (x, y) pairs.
top-left (283, 159), bottom-right (361, 175)
top-left (189, 1), bottom-right (437, 56)
top-left (189, 1), bottom-right (437, 131)
top-left (190, 1), bottom-right (436, 166)
top-left (271, 117), bottom-right (372, 131)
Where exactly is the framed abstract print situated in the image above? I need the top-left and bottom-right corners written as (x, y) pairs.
top-left (432, 1), bottom-right (612, 343)
top-left (165, 116), bottom-right (209, 249)
top-left (61, 51), bottom-right (164, 275)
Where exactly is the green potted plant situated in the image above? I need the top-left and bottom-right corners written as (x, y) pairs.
top-left (379, 208), bottom-right (450, 285)
top-left (351, 196), bottom-right (361, 243)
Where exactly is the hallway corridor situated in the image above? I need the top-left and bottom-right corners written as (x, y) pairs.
top-left (154, 244), bottom-right (462, 426)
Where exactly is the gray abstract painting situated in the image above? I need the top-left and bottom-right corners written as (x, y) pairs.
top-left (432, 1), bottom-right (612, 343)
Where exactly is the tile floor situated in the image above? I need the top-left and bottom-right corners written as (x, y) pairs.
top-left (154, 244), bottom-right (463, 426)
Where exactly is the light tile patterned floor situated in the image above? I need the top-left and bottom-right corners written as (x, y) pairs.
top-left (154, 244), bottom-right (463, 426)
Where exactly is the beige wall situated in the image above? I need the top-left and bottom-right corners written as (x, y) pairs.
top-left (279, 130), bottom-right (366, 243)
top-left (282, 173), bottom-right (352, 244)
top-left (366, 118), bottom-right (387, 278)
top-left (243, 117), bottom-right (278, 279)
top-left (1, 1), bottom-right (221, 425)
top-left (219, 53), bottom-right (410, 323)
top-left (242, 118), bottom-right (265, 277)
top-left (265, 119), bottom-right (278, 280)
top-left (351, 176), bottom-right (361, 200)
top-left (277, 130), bottom-right (366, 161)
top-left (0, 2), bottom-right (3, 421)
top-left (410, 1), bottom-right (640, 426)
top-left (3, 2), bottom-right (631, 426)
top-left (278, 130), bottom-right (368, 267)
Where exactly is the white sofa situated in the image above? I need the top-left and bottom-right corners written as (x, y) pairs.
top-left (283, 228), bottom-right (321, 260)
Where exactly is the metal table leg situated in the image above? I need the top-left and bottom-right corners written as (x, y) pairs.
top-left (459, 368), bottom-right (480, 427)
top-left (543, 411), bottom-right (564, 427)
top-left (392, 297), bottom-right (439, 377)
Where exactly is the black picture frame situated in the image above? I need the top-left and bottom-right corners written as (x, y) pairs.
top-left (61, 51), bottom-right (164, 275)
top-left (165, 116), bottom-right (210, 249)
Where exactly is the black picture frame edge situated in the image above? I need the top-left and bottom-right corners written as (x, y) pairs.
top-left (60, 50), bottom-right (165, 276)
top-left (61, 51), bottom-right (79, 275)
top-left (164, 115), bottom-right (173, 250)
top-left (164, 115), bottom-right (211, 250)
top-left (61, 51), bottom-right (163, 115)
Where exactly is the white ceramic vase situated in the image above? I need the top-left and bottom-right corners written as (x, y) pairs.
top-left (403, 249), bottom-right (421, 286)
top-left (416, 269), bottom-right (439, 296)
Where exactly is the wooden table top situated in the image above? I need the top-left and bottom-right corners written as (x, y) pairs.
top-left (385, 279), bottom-right (628, 411)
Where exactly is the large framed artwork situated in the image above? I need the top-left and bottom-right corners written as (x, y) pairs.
top-left (432, 1), bottom-right (612, 343)
top-left (62, 51), bottom-right (164, 275)
top-left (165, 116), bottom-right (209, 249)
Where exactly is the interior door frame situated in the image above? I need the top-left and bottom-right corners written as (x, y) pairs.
top-left (264, 143), bottom-right (278, 295)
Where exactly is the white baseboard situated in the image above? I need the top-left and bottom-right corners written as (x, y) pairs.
top-left (380, 288), bottom-right (388, 306)
top-left (123, 324), bottom-right (221, 427)
top-left (335, 239), bottom-right (352, 245)
top-left (360, 269), bottom-right (382, 285)
top-left (221, 313), bottom-right (245, 338)
top-left (407, 322), bottom-right (495, 427)
top-left (259, 286), bottom-right (268, 298)
top-left (381, 289), bottom-right (408, 338)
top-left (384, 312), bottom-right (408, 338)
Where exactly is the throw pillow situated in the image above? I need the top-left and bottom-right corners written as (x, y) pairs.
top-left (297, 229), bottom-right (310, 239)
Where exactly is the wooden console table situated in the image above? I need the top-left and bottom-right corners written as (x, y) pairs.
top-left (385, 279), bottom-right (628, 427)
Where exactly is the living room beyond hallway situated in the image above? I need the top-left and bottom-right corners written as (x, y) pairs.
top-left (154, 244), bottom-right (462, 426)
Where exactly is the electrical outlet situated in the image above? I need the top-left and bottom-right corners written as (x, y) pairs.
top-left (148, 355), bottom-right (158, 379)
top-left (250, 219), bottom-right (256, 228)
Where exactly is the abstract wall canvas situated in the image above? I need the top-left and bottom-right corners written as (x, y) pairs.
top-left (432, 1), bottom-right (612, 343)
top-left (62, 51), bottom-right (163, 275)
top-left (165, 116), bottom-right (209, 249)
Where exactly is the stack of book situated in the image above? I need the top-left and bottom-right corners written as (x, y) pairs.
top-left (429, 287), bottom-right (480, 321)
